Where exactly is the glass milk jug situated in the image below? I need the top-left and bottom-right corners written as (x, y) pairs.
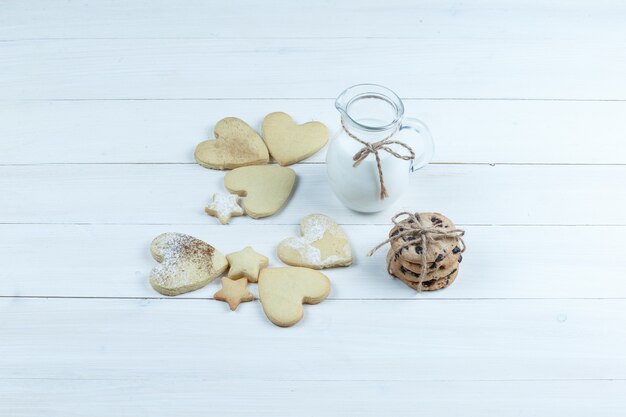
top-left (326, 84), bottom-right (434, 212)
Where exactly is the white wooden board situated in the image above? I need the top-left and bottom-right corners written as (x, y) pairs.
top-left (1, 224), bottom-right (624, 299)
top-left (2, 99), bottom-right (625, 165)
top-left (1, 163), bottom-right (624, 225)
top-left (1, 0), bottom-right (623, 41)
top-left (1, 1), bottom-right (625, 415)
top-left (1, 298), bottom-right (624, 381)
top-left (1, 38), bottom-right (625, 100)
top-left (4, 380), bottom-right (625, 417)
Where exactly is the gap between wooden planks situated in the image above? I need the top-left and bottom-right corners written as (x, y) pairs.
top-left (0, 163), bottom-right (623, 225)
top-left (0, 297), bottom-right (624, 381)
top-left (0, 224), bottom-right (624, 299)
top-left (1, 0), bottom-right (623, 41)
top-left (1, 99), bottom-right (625, 165)
top-left (1, 379), bottom-right (624, 417)
top-left (1, 38), bottom-right (625, 100)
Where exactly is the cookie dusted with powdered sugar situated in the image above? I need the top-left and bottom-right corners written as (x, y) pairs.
top-left (205, 192), bottom-right (244, 225)
top-left (277, 214), bottom-right (352, 269)
top-left (149, 232), bottom-right (228, 296)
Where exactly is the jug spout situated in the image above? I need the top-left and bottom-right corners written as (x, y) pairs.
top-left (335, 87), bottom-right (351, 121)
top-left (334, 84), bottom-right (404, 132)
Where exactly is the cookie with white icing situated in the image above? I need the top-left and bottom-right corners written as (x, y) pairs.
top-left (149, 232), bottom-right (229, 296)
top-left (205, 192), bottom-right (244, 224)
top-left (277, 214), bottom-right (352, 269)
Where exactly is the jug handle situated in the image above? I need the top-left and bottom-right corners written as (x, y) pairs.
top-left (400, 117), bottom-right (434, 172)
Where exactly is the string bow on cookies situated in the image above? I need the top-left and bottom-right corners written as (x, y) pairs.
top-left (368, 212), bottom-right (466, 290)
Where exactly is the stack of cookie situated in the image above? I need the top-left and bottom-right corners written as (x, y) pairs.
top-left (385, 212), bottom-right (464, 291)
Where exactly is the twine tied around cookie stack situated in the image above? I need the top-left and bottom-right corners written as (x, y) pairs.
top-left (341, 119), bottom-right (415, 200)
top-left (368, 212), bottom-right (466, 291)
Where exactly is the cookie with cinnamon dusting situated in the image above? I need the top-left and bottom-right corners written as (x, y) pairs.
top-left (149, 232), bottom-right (228, 296)
top-left (194, 117), bottom-right (269, 170)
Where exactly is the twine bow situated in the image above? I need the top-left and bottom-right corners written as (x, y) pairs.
top-left (368, 212), bottom-right (466, 291)
top-left (341, 119), bottom-right (415, 199)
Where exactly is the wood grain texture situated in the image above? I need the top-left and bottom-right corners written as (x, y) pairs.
top-left (2, 1), bottom-right (625, 414)
top-left (3, 379), bottom-right (625, 417)
top-left (1, 0), bottom-right (624, 41)
top-left (2, 99), bottom-right (625, 165)
top-left (1, 38), bottom-right (625, 100)
top-left (1, 163), bottom-right (624, 225)
top-left (1, 298), bottom-right (625, 382)
top-left (2, 224), bottom-right (624, 299)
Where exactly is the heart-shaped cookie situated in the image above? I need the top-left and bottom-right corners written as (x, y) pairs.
top-left (262, 112), bottom-right (328, 166)
top-left (258, 267), bottom-right (331, 327)
top-left (195, 117), bottom-right (269, 170)
top-left (224, 165), bottom-right (296, 218)
top-left (149, 232), bottom-right (228, 296)
top-left (277, 214), bottom-right (352, 269)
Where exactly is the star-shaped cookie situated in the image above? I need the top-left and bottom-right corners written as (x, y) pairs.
top-left (226, 246), bottom-right (269, 283)
top-left (214, 277), bottom-right (254, 311)
top-left (205, 192), bottom-right (244, 225)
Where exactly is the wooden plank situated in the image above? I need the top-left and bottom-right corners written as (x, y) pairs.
top-left (2, 99), bottom-right (625, 165)
top-left (1, 297), bottom-right (624, 381)
top-left (3, 3), bottom-right (624, 415)
top-left (0, 163), bottom-right (624, 225)
top-left (2, 224), bottom-right (624, 299)
top-left (1, 38), bottom-right (625, 100)
top-left (2, 379), bottom-right (624, 417)
top-left (1, 0), bottom-right (623, 41)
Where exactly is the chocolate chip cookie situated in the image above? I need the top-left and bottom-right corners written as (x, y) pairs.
top-left (388, 249), bottom-right (461, 281)
top-left (389, 212), bottom-right (460, 264)
top-left (391, 267), bottom-right (459, 291)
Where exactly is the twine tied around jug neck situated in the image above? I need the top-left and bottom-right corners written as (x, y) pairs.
top-left (341, 118), bottom-right (416, 200)
top-left (367, 212), bottom-right (466, 291)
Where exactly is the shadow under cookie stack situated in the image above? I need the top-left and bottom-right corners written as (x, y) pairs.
top-left (385, 212), bottom-right (465, 291)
